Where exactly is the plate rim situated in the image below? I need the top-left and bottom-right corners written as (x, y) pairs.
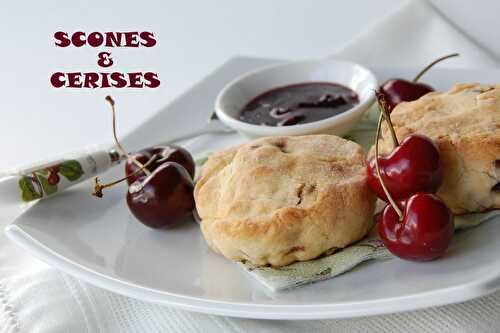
top-left (7, 223), bottom-right (500, 319)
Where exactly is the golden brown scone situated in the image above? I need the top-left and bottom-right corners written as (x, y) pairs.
top-left (195, 135), bottom-right (375, 267)
top-left (371, 83), bottom-right (500, 214)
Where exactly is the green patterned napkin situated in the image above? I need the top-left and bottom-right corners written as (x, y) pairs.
top-left (196, 108), bottom-right (500, 292)
top-left (238, 211), bottom-right (500, 292)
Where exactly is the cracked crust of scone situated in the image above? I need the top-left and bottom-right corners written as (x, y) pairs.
top-left (195, 135), bottom-right (376, 267)
top-left (370, 83), bottom-right (500, 214)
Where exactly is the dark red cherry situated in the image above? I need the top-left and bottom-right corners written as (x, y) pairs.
top-left (379, 54), bottom-right (459, 111)
top-left (48, 172), bottom-right (60, 185)
top-left (380, 79), bottom-right (434, 111)
top-left (367, 134), bottom-right (443, 202)
top-left (379, 192), bottom-right (454, 261)
top-left (125, 145), bottom-right (194, 185)
top-left (127, 162), bottom-right (195, 228)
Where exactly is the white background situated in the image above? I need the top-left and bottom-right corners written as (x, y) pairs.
top-left (1, 0), bottom-right (499, 169)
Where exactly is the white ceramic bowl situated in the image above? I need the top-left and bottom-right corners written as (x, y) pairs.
top-left (215, 59), bottom-right (377, 139)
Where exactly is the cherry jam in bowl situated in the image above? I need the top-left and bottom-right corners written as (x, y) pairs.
top-left (215, 59), bottom-right (377, 139)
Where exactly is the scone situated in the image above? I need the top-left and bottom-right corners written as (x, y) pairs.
top-left (194, 135), bottom-right (375, 267)
top-left (372, 83), bottom-right (500, 214)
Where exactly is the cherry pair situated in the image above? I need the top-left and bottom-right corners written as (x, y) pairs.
top-left (125, 145), bottom-right (195, 228)
top-left (48, 166), bottom-right (61, 185)
top-left (92, 96), bottom-right (195, 229)
top-left (367, 92), bottom-right (454, 261)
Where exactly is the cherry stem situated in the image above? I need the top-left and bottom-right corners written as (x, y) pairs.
top-left (413, 53), bottom-right (459, 83)
top-left (105, 96), bottom-right (150, 176)
top-left (92, 153), bottom-right (160, 198)
top-left (375, 91), bottom-right (399, 148)
top-left (374, 112), bottom-right (404, 220)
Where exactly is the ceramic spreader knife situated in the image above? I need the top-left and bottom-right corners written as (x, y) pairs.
top-left (0, 115), bottom-right (232, 205)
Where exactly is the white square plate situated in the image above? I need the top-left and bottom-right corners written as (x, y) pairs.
top-left (6, 56), bottom-right (500, 319)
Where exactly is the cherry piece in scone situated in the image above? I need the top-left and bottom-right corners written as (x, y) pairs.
top-left (367, 134), bottom-right (443, 202)
top-left (380, 79), bottom-right (433, 111)
top-left (378, 192), bottom-right (454, 261)
top-left (125, 145), bottom-right (195, 185)
top-left (127, 162), bottom-right (195, 229)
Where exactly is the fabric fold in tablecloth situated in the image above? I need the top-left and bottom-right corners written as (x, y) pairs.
top-left (332, 0), bottom-right (499, 68)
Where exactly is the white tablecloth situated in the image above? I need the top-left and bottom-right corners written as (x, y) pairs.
top-left (2, 1), bottom-right (500, 332)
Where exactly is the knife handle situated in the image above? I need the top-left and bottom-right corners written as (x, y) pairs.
top-left (0, 146), bottom-right (121, 205)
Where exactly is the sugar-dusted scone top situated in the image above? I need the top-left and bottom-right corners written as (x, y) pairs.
top-left (372, 83), bottom-right (500, 214)
top-left (195, 135), bottom-right (375, 267)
